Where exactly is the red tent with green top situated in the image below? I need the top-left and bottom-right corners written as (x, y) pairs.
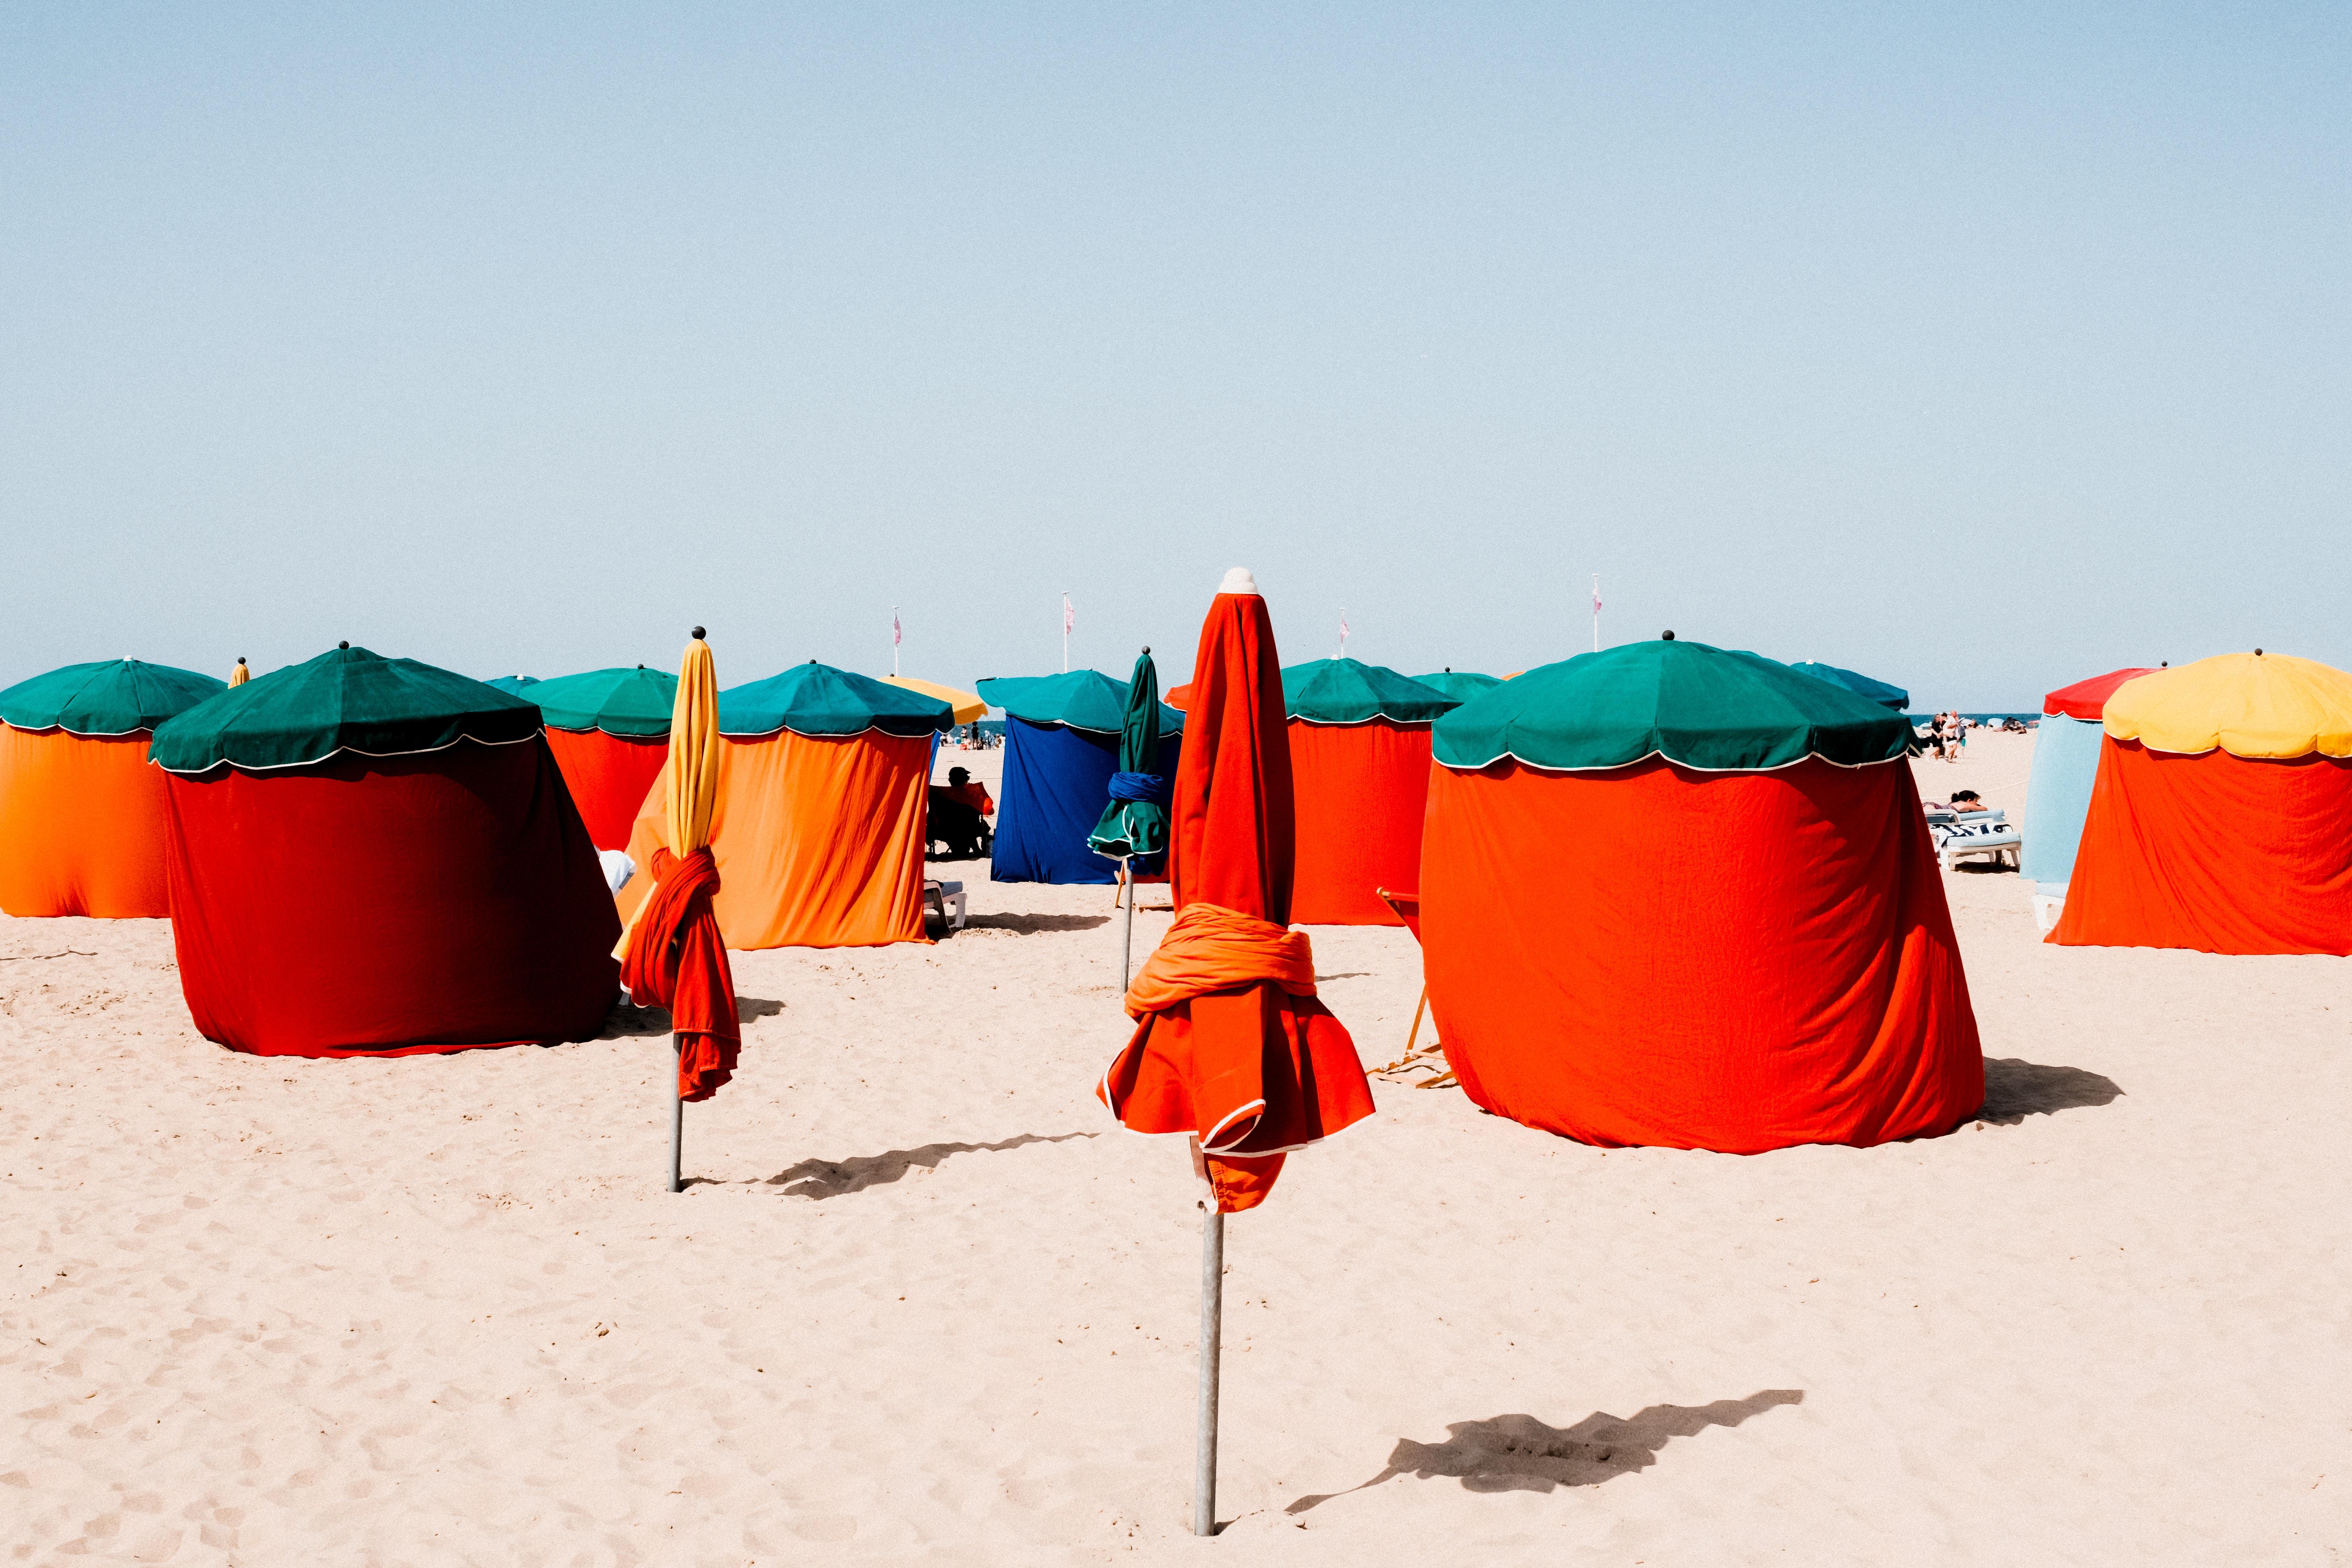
top-left (1420, 635), bottom-right (1981, 1151)
top-left (151, 645), bottom-right (620, 1057)
top-left (530, 665), bottom-right (678, 851)
top-left (1279, 659), bottom-right (1457, 925)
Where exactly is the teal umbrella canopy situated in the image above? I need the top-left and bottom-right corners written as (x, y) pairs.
top-left (1412, 669), bottom-right (1503, 704)
top-left (150, 646), bottom-right (540, 773)
top-left (1086, 651), bottom-right (1172, 862)
top-left (0, 659), bottom-right (226, 735)
top-left (719, 661), bottom-right (953, 738)
top-left (532, 665), bottom-right (679, 737)
top-left (974, 670), bottom-right (1186, 735)
top-left (1282, 658), bottom-right (1459, 725)
top-left (1788, 661), bottom-right (1910, 711)
top-left (484, 675), bottom-right (541, 695)
top-left (1435, 637), bottom-right (1915, 774)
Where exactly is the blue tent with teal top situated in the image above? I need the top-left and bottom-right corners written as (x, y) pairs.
top-left (973, 671), bottom-right (1185, 885)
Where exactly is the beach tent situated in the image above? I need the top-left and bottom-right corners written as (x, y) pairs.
top-left (2052, 652), bottom-right (2352, 955)
top-left (485, 675), bottom-right (539, 695)
top-left (1420, 636), bottom-right (1982, 1151)
top-left (0, 659), bottom-right (226, 917)
top-left (2020, 666), bottom-right (2162, 929)
top-left (1413, 669), bottom-right (1502, 704)
top-left (1788, 661), bottom-right (1911, 710)
top-left (972, 671), bottom-right (1184, 884)
top-left (619, 661), bottom-right (954, 947)
top-left (1281, 659), bottom-right (1459, 925)
top-left (532, 665), bottom-right (678, 851)
top-left (151, 645), bottom-right (619, 1057)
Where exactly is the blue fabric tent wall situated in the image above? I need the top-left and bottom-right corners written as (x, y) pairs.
top-left (2020, 715), bottom-right (2107, 894)
top-left (992, 720), bottom-right (1182, 885)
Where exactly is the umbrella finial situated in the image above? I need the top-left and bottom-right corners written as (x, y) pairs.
top-left (1662, 630), bottom-right (1675, 641)
top-left (1217, 567), bottom-right (1259, 596)
top-left (2255, 648), bottom-right (2264, 656)
top-left (339, 640), bottom-right (350, 649)
top-left (691, 626), bottom-right (706, 641)
top-left (1142, 645), bottom-right (1151, 654)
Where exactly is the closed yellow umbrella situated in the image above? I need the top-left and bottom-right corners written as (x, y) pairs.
top-left (228, 659), bottom-right (250, 687)
top-left (618, 628), bottom-right (739, 1192)
top-left (885, 675), bottom-right (986, 725)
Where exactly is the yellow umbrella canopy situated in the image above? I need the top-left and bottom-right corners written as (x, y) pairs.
top-left (2103, 651), bottom-right (2352, 759)
top-left (667, 631), bottom-right (721, 854)
top-left (884, 675), bottom-right (986, 725)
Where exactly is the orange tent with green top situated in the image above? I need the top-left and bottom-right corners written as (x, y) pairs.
top-left (2051, 651), bottom-right (2352, 954)
top-left (618, 661), bottom-right (954, 948)
top-left (0, 659), bottom-right (226, 917)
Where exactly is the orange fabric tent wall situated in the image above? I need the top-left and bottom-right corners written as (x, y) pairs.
top-left (1287, 717), bottom-right (1430, 925)
top-left (2050, 739), bottom-right (2352, 955)
top-left (1420, 755), bottom-right (1981, 1152)
top-left (0, 725), bottom-right (173, 918)
top-left (622, 729), bottom-right (932, 949)
top-left (543, 727), bottom-right (668, 852)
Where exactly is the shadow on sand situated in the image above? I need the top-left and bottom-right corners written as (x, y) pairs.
top-left (600, 997), bottom-right (784, 1038)
top-left (1977, 1057), bottom-right (2122, 1125)
top-left (762, 1131), bottom-right (1098, 1199)
top-left (959, 913), bottom-right (1111, 935)
top-left (1286, 1390), bottom-right (1805, 1514)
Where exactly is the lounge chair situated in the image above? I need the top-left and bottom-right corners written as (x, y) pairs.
top-left (923, 878), bottom-right (968, 933)
top-left (1372, 888), bottom-right (1453, 1089)
top-left (1933, 817), bottom-right (2021, 872)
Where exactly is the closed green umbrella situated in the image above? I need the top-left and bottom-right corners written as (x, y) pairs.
top-left (1087, 648), bottom-right (1171, 988)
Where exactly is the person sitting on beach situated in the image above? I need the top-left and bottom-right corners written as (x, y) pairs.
top-left (1950, 790), bottom-right (1987, 814)
top-left (943, 766), bottom-right (994, 816)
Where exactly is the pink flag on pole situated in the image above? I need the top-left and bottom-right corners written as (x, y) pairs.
top-left (1064, 594), bottom-right (1074, 635)
top-left (893, 609), bottom-right (902, 647)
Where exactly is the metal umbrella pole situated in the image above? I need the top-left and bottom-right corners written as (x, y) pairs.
top-left (1119, 861), bottom-right (1137, 991)
top-left (666, 1039), bottom-right (684, 1193)
top-left (1195, 1196), bottom-right (1224, 1537)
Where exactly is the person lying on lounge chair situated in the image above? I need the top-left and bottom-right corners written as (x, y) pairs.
top-left (1950, 790), bottom-right (1988, 813)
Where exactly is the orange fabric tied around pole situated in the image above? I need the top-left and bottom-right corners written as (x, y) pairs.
top-left (621, 845), bottom-right (740, 1098)
top-left (1097, 572), bottom-right (1375, 1215)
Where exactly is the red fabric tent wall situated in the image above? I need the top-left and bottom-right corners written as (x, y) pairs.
top-left (0, 725), bottom-right (173, 918)
top-left (2050, 739), bottom-right (2352, 954)
top-left (1287, 717), bottom-right (1431, 925)
top-left (543, 727), bottom-right (667, 851)
top-left (1420, 755), bottom-right (1981, 1151)
top-left (161, 739), bottom-right (621, 1056)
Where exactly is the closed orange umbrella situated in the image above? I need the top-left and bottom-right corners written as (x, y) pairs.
top-left (619, 628), bottom-right (739, 1192)
top-left (1096, 567), bottom-right (1375, 1534)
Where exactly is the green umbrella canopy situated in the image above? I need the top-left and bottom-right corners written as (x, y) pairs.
top-left (718, 661), bottom-right (954, 738)
top-left (484, 675), bottom-right (540, 695)
top-left (1788, 661), bottom-right (1911, 711)
top-left (1412, 669), bottom-right (1503, 704)
top-left (1086, 651), bottom-right (1172, 861)
top-left (0, 659), bottom-right (227, 736)
top-left (1282, 658), bottom-right (1459, 725)
top-left (531, 665), bottom-right (679, 737)
top-left (1434, 636), bottom-right (1916, 773)
top-left (974, 671), bottom-right (1187, 735)
top-left (150, 645), bottom-right (541, 774)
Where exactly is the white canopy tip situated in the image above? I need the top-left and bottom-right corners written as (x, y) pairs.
top-left (1218, 567), bottom-right (1260, 596)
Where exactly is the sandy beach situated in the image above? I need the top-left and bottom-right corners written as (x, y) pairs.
top-left (3, 729), bottom-right (2348, 1564)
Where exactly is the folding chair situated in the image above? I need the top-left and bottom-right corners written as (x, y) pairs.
top-left (1374, 887), bottom-right (1455, 1090)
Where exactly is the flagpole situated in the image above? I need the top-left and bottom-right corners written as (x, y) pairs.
top-left (1592, 575), bottom-right (1601, 654)
top-left (893, 606), bottom-right (901, 678)
top-left (1063, 591), bottom-right (1071, 673)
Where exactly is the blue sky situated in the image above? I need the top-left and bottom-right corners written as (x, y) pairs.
top-left (4, 4), bottom-right (2344, 708)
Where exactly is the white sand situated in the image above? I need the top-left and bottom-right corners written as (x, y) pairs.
top-left (5, 731), bottom-right (2350, 1563)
